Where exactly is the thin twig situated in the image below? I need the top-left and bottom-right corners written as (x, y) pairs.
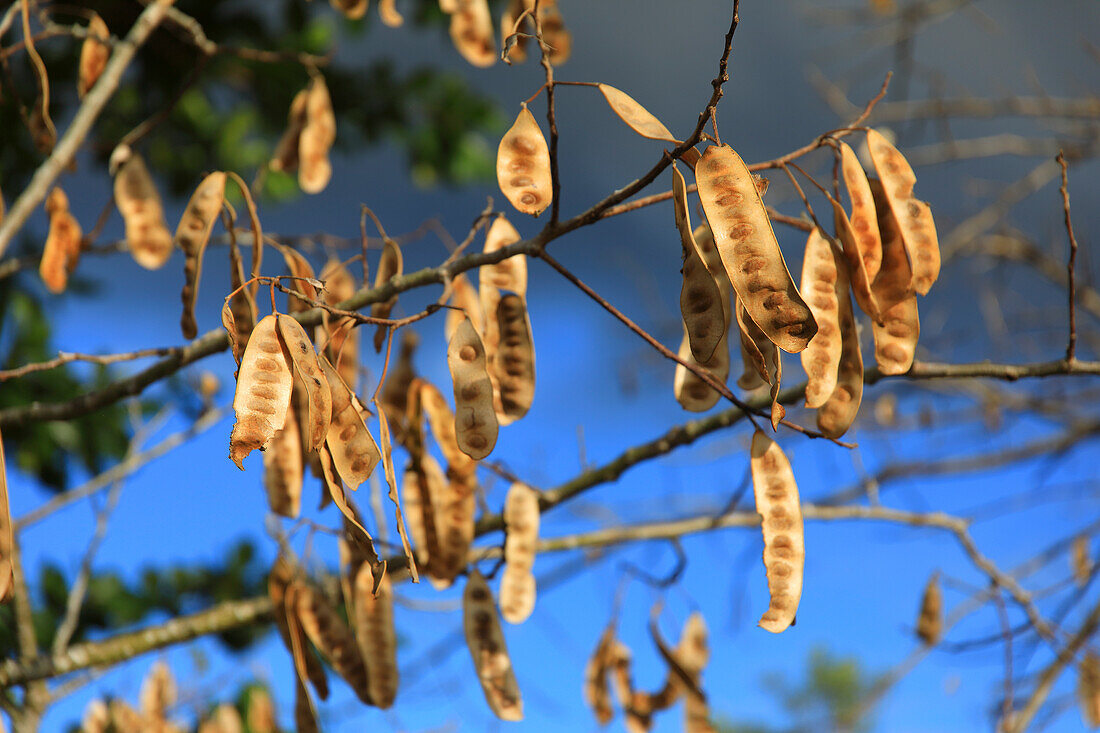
top-left (1056, 151), bottom-right (1079, 362)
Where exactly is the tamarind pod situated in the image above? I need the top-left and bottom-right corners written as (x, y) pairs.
top-left (278, 245), bottom-right (317, 314)
top-left (749, 430), bottom-right (804, 633)
top-left (830, 198), bottom-right (881, 323)
top-left (447, 317), bottom-right (498, 459)
top-left (815, 254), bottom-right (863, 439)
top-left (839, 142), bottom-right (882, 282)
top-left (673, 325), bottom-right (729, 413)
top-left (113, 149), bottom-right (173, 270)
top-left (177, 172), bottom-right (227, 339)
top-left (501, 482), bottom-right (539, 623)
top-left (583, 624), bottom-right (615, 725)
top-left (299, 77), bottom-right (336, 194)
top-left (229, 315), bottom-right (294, 469)
top-left (318, 354), bottom-right (380, 490)
top-left (263, 401), bottom-right (303, 518)
top-left (916, 572), bottom-right (942, 646)
top-left (294, 581), bottom-right (373, 704)
top-left (696, 145), bottom-right (817, 353)
top-left (497, 104), bottom-right (551, 216)
top-left (417, 379), bottom-right (477, 477)
top-left (270, 558), bottom-right (329, 700)
top-left (330, 0), bottom-right (367, 20)
top-left (872, 296), bottom-right (919, 375)
top-left (0, 428), bottom-right (11, 603)
top-left (375, 400), bottom-right (420, 583)
top-left (371, 238), bottom-right (403, 352)
top-left (379, 0), bottom-right (403, 26)
top-left (77, 14), bottom-right (110, 98)
top-left (271, 89), bottom-right (308, 173)
top-left (354, 566), bottom-right (399, 707)
top-left (449, 0), bottom-right (496, 67)
top-left (445, 273), bottom-right (483, 345)
top-left (866, 129), bottom-right (940, 294)
top-left (40, 187), bottom-right (82, 294)
top-left (674, 166), bottom-right (725, 363)
top-left (736, 301), bottom-right (784, 430)
top-left (428, 468), bottom-right (476, 589)
top-left (276, 314), bottom-right (332, 453)
top-left (494, 294), bottom-right (536, 422)
top-left (799, 228), bottom-right (842, 409)
top-left (463, 570), bottom-right (523, 721)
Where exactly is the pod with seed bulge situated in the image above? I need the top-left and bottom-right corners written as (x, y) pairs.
top-left (839, 142), bottom-right (882, 282)
top-left (463, 570), bottom-right (523, 721)
top-left (497, 104), bottom-right (551, 216)
top-left (319, 354), bottom-right (380, 490)
top-left (449, 0), bottom-right (496, 67)
top-left (737, 301), bottom-right (784, 430)
top-left (495, 294), bottom-right (536, 422)
top-left (299, 77), bottom-right (336, 194)
top-left (417, 379), bottom-right (477, 477)
top-left (673, 325), bottom-right (729, 413)
top-left (277, 315), bottom-right (331, 452)
top-left (815, 253), bottom-right (863, 439)
top-left (294, 581), bottom-right (372, 704)
top-left (177, 172), bottom-right (226, 339)
top-left (873, 297), bottom-right (919, 375)
top-left (867, 177), bottom-right (914, 315)
top-left (78, 14), bottom-right (110, 98)
top-left (599, 84), bottom-right (676, 143)
top-left (867, 179), bottom-right (919, 374)
top-left (446, 273), bottom-right (483, 345)
top-left (229, 315), bottom-right (294, 469)
top-left (263, 402), bottom-right (303, 518)
top-left (40, 187), bottom-right (82, 294)
top-left (830, 197), bottom-right (881, 322)
top-left (800, 228), bottom-right (842, 409)
top-left (271, 89), bottom-right (308, 173)
top-left (355, 566), bottom-right (399, 707)
top-left (750, 430), bottom-right (804, 633)
top-left (696, 145), bottom-right (816, 353)
top-left (428, 468), bottom-right (476, 589)
top-left (448, 317), bottom-right (498, 459)
top-left (113, 148), bottom-right (173, 270)
top-left (501, 482), bottom-right (540, 623)
top-left (674, 165), bottom-right (725, 363)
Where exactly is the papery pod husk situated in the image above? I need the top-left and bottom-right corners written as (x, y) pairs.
top-left (271, 89), bottom-right (309, 173)
top-left (839, 141), bottom-right (882, 282)
top-left (829, 196), bottom-right (881, 323)
top-left (674, 165), bottom-right (724, 364)
top-left (867, 177), bottom-right (915, 315)
top-left (277, 314), bottom-right (332, 453)
top-left (1073, 535), bottom-right (1092, 587)
top-left (415, 378), bottom-right (477, 477)
top-left (139, 661), bottom-right (177, 721)
top-left (449, 0), bottom-right (496, 67)
top-left (428, 468), bottom-right (476, 590)
top-left (445, 272), bottom-right (483, 345)
top-left (263, 401), bottom-right (303, 518)
top-left (82, 699), bottom-right (109, 733)
top-left (500, 482), bottom-right (540, 623)
top-left (916, 572), bottom-right (942, 645)
top-left (78, 14), bottom-right (110, 98)
top-left (294, 580), bottom-right (373, 704)
top-left (245, 687), bottom-right (277, 733)
top-left (229, 314), bottom-right (294, 469)
top-left (583, 623), bottom-right (616, 725)
top-left (799, 227), bottom-right (842, 409)
top-left (374, 399), bottom-right (421, 582)
top-left (227, 227), bottom-right (257, 353)
top-left (279, 245), bottom-right (318, 314)
top-left (736, 301), bottom-right (784, 430)
top-left (447, 317), bottom-right (498, 459)
top-left (463, 570), bottom-right (523, 721)
top-left (494, 294), bottom-right (536, 422)
top-left (600, 83), bottom-right (677, 143)
top-left (40, 187), bottom-right (82, 294)
top-left (177, 172), bottom-right (227, 339)
top-left (319, 256), bottom-right (360, 390)
top-left (319, 353), bottom-right (381, 491)
top-left (497, 104), bottom-right (551, 216)
top-left (815, 251), bottom-right (863, 440)
top-left (113, 149), bottom-right (173, 270)
top-left (269, 557), bottom-right (329, 700)
top-left (299, 76), bottom-right (336, 194)
top-left (371, 238), bottom-right (404, 352)
top-left (108, 700), bottom-right (144, 733)
top-left (673, 326), bottom-right (729, 413)
top-left (500, 0), bottom-right (529, 63)
top-left (354, 565), bottom-right (399, 707)
top-left (331, 0), bottom-right (368, 20)
top-left (380, 330), bottom-right (420, 446)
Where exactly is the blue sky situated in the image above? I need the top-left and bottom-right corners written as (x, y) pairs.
top-left (6, 0), bottom-right (1100, 730)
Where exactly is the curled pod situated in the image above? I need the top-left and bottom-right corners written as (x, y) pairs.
top-left (449, 0), bottom-right (496, 67)
top-left (749, 430), bottom-right (804, 633)
top-left (672, 324), bottom-right (729, 413)
top-left (445, 272), bottom-right (483, 346)
top-left (872, 296), bottom-right (919, 375)
top-left (447, 317), bottom-right (498, 460)
top-left (77, 14), bottom-right (110, 98)
top-left (829, 196), bottom-right (881, 323)
top-left (799, 228), bottom-right (842, 409)
top-left (229, 315), bottom-right (294, 469)
top-left (0, 427), bottom-right (12, 603)
top-left (916, 572), bottom-right (942, 646)
top-left (330, 0), bottom-right (367, 19)
top-left (867, 177), bottom-right (916, 314)
top-left (319, 256), bottom-right (360, 390)
top-left (501, 482), bottom-right (540, 623)
top-left (1073, 535), bottom-right (1092, 587)
top-left (294, 581), bottom-right (373, 705)
top-left (417, 379), bottom-right (477, 477)
top-left (379, 0), bottom-right (403, 26)
top-left (839, 142), bottom-right (882, 282)
top-left (815, 254), bottom-right (863, 439)
top-left (371, 237), bottom-right (404, 352)
top-left (319, 354), bottom-right (381, 490)
top-left (354, 566), bottom-right (399, 707)
top-left (497, 104), bottom-right (552, 216)
top-left (866, 129), bottom-right (940, 295)
top-left (674, 165), bottom-right (725, 363)
top-left (736, 301), bottom-right (784, 431)
top-left (177, 171), bottom-right (227, 339)
top-left (463, 570), bottom-right (524, 721)
top-left (139, 661), bottom-right (177, 721)
top-left (583, 624), bottom-right (616, 726)
top-left (495, 294), bottom-right (536, 422)
top-left (1079, 652), bottom-right (1100, 728)
top-left (428, 469), bottom-right (477, 589)
top-left (263, 401), bottom-right (303, 518)
top-left (299, 76), bottom-right (336, 194)
top-left (696, 145), bottom-right (817, 353)
top-left (112, 148), bottom-right (173, 270)
top-left (277, 315), bottom-right (332, 453)
top-left (40, 187), bottom-right (82, 294)
top-left (271, 89), bottom-right (309, 173)
top-left (374, 400), bottom-right (420, 582)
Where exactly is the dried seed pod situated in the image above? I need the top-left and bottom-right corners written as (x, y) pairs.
top-left (536, 0), bottom-right (571, 65)
top-left (319, 354), bottom-right (380, 490)
top-left (354, 565), bottom-right (399, 707)
top-left (749, 430), bottom-right (804, 633)
top-left (229, 315), bottom-right (294, 469)
top-left (78, 14), bottom-right (110, 98)
top-left (227, 226), bottom-right (257, 354)
top-left (222, 301), bottom-right (243, 367)
top-left (177, 172), bottom-right (227, 339)
top-left (295, 581), bottom-right (373, 704)
top-left (866, 129), bottom-right (940, 295)
top-left (696, 145), bottom-right (816, 353)
top-left (674, 165), bottom-right (725, 363)
top-left (319, 257), bottom-right (360, 390)
top-left (480, 216), bottom-right (526, 296)
top-left (270, 558), bottom-right (329, 700)
top-left (271, 89), bottom-right (309, 173)
top-left (583, 624), bottom-right (615, 725)
top-left (673, 324), bottom-right (729, 413)
top-left (463, 570), bottom-right (523, 721)
top-left (263, 402), bottom-right (303, 518)
top-left (113, 148), bottom-right (173, 270)
top-left (277, 315), bottom-right (332, 453)
top-left (108, 700), bottom-right (144, 733)
top-left (449, 0), bottom-right (496, 67)
top-left (800, 228), bottom-right (842, 409)
top-left (371, 237), bottom-right (403, 352)
top-left (82, 699), bottom-right (109, 733)
top-left (868, 177), bottom-right (916, 315)
top-left (375, 400), bottom-right (420, 582)
top-left (446, 273), bottom-right (483, 345)
top-left (330, 0), bottom-right (368, 19)
top-left (872, 296), bottom-right (919, 375)
top-left (815, 255), bottom-right (863, 439)
top-left (379, 0), bottom-right (403, 26)
top-left (379, 330), bottom-right (419, 443)
top-left (494, 294), bottom-right (536, 422)
top-left (40, 187), bottom-right (82, 294)
top-left (0, 428), bottom-right (12, 603)
top-left (139, 661), bottom-right (177, 721)
top-left (830, 197), bottom-right (881, 322)
top-left (1079, 652), bottom-right (1100, 728)
top-left (500, 0), bottom-right (529, 64)
top-left (501, 482), bottom-right (539, 623)
top-left (428, 468), bottom-right (476, 589)
top-left (294, 677), bottom-right (319, 733)
top-left (417, 379), bottom-right (477, 477)
top-left (839, 142), bottom-right (882, 282)
top-left (448, 317), bottom-right (498, 460)
top-left (1073, 535), bottom-right (1092, 587)
top-left (916, 572), bottom-right (942, 645)
top-left (497, 104), bottom-right (551, 216)
top-left (736, 301), bottom-right (784, 430)
top-left (599, 83), bottom-right (676, 142)
top-left (299, 77), bottom-right (336, 194)
top-left (199, 705), bottom-right (242, 733)
top-left (245, 687), bottom-right (276, 733)
top-left (402, 452), bottom-right (445, 569)
top-left (279, 246), bottom-right (317, 314)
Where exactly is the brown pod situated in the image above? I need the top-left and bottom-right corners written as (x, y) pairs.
top-left (872, 296), bottom-right (919, 375)
top-left (673, 324), bottom-right (729, 413)
top-left (294, 581), bottom-right (373, 704)
top-left (0, 428), bottom-right (11, 604)
top-left (749, 430), bottom-right (804, 633)
top-left (428, 469), bottom-right (476, 589)
top-left (480, 215), bottom-right (526, 296)
top-left (599, 83), bottom-right (676, 142)
top-left (177, 172), bottom-right (227, 339)
top-left (915, 572), bottom-right (942, 645)
top-left (293, 677), bottom-right (319, 733)
top-left (245, 687), bottom-right (276, 733)
top-left (815, 254), bottom-right (863, 439)
top-left (500, 0), bottom-right (529, 64)
top-left (279, 245), bottom-right (317, 314)
top-left (830, 197), bottom-right (881, 323)
top-left (448, 317), bottom-right (498, 459)
top-left (78, 14), bottom-right (110, 98)
top-left (263, 401), bottom-right (303, 518)
top-left (271, 89), bottom-right (309, 173)
top-left (583, 624), bottom-right (616, 725)
top-left (227, 227), bottom-right (257, 356)
top-left (371, 237), bottom-right (404, 352)
top-left (501, 482), bottom-right (540, 623)
top-left (867, 177), bottom-right (915, 316)
top-left (113, 148), bottom-right (173, 270)
top-left (736, 301), bottom-right (784, 431)
top-left (1079, 652), bottom-right (1100, 728)
top-left (277, 314), bottom-right (332, 453)
top-left (696, 145), bottom-right (817, 353)
top-left (866, 129), bottom-right (940, 295)
top-left (799, 228), bottom-right (842, 409)
top-left (375, 400), bottom-right (420, 582)
top-left (402, 453), bottom-right (445, 569)
top-left (1073, 535), bottom-right (1092, 587)
top-left (198, 704), bottom-right (242, 733)
top-left (463, 570), bottom-right (524, 721)
top-left (139, 661), bottom-right (177, 721)
top-left (270, 558), bottom-right (329, 700)
top-left (495, 294), bottom-right (536, 422)
top-left (229, 315), bottom-right (294, 469)
top-left (839, 142), bottom-right (882, 282)
top-left (82, 699), bottom-right (109, 733)
top-left (319, 354), bottom-right (380, 490)
top-left (674, 165), bottom-right (725, 363)
top-left (299, 77), bottom-right (336, 194)
top-left (537, 0), bottom-right (572, 65)
top-left (417, 379), bottom-right (477, 477)
top-left (330, 0), bottom-right (368, 19)
top-left (354, 565), bottom-right (399, 707)
top-left (379, 330), bottom-right (419, 443)
top-left (446, 273), bottom-right (483, 345)
top-left (40, 187), bottom-right (82, 294)
top-left (379, 0), bottom-right (403, 26)
top-left (449, 0), bottom-right (496, 67)
top-left (497, 104), bottom-right (552, 216)
top-left (319, 256), bottom-right (360, 390)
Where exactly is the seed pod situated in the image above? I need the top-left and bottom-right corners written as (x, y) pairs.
top-left (245, 687), bottom-right (276, 733)
top-left (270, 558), bottom-right (329, 700)
top-left (113, 148), bottom-right (173, 270)
top-left (139, 661), bottom-right (177, 721)
top-left (495, 294), bottom-right (536, 422)
top-left (199, 704), bottom-right (242, 733)
top-left (263, 402), bottom-right (303, 518)
top-left (299, 77), bottom-right (336, 194)
top-left (800, 228), bottom-right (842, 409)
top-left (40, 187), bottom-right (82, 294)
top-left (354, 565), bottom-right (399, 707)
top-left (815, 255), bottom-right (863, 439)
top-left (500, 0), bottom-right (529, 64)
top-left (736, 301), bottom-right (784, 430)
top-left (1079, 652), bottom-right (1100, 728)
top-left (1073, 535), bottom-right (1092, 587)
top-left (448, 317), bottom-right (498, 459)
top-left (416, 379), bottom-right (477, 477)
top-left (916, 572), bottom-right (942, 645)
top-left (108, 700), bottom-right (144, 733)
top-left (319, 257), bottom-right (359, 390)
top-left (222, 301), bottom-right (244, 368)
top-left (177, 172), bottom-right (227, 339)
top-left (277, 315), bottom-right (332, 453)
top-left (696, 145), bottom-right (817, 353)
top-left (78, 14), bottom-right (110, 98)
top-left (501, 482), bottom-right (539, 624)
top-left (866, 129), bottom-right (940, 294)
top-left (82, 699), bottom-right (109, 733)
top-left (371, 238), bottom-right (403, 352)
top-left (868, 177), bottom-right (916, 315)
top-left (463, 570), bottom-right (523, 721)
top-left (279, 246), bottom-right (317, 314)
top-left (330, 0), bottom-right (367, 19)
top-left (583, 624), bottom-right (615, 725)
top-left (536, 0), bottom-right (571, 65)
top-left (294, 677), bottom-right (319, 733)
top-left (402, 453), bottom-right (444, 569)
top-left (446, 273), bottom-right (483, 345)
top-left (319, 355), bottom-right (380, 490)
top-left (749, 430), bottom-right (804, 633)
top-left (872, 296), bottom-right (919, 375)
top-left (673, 325), bottom-right (729, 413)
top-left (294, 581), bottom-right (372, 704)
top-left (229, 315), bottom-right (294, 469)
top-left (839, 142), bottom-right (882, 282)
top-left (227, 226), bottom-right (257, 354)
top-left (449, 0), bottom-right (496, 67)
top-left (497, 104), bottom-right (551, 216)
top-left (674, 166), bottom-right (725, 363)
top-left (599, 83), bottom-right (676, 142)
top-left (829, 197), bottom-right (881, 322)
top-left (0, 428), bottom-right (12, 603)
top-left (271, 89), bottom-right (309, 173)
top-left (428, 469), bottom-right (476, 589)
top-left (379, 330), bottom-right (419, 444)
top-left (375, 400), bottom-right (420, 582)
top-left (481, 216), bottom-right (526, 296)
top-left (379, 0), bottom-right (403, 25)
